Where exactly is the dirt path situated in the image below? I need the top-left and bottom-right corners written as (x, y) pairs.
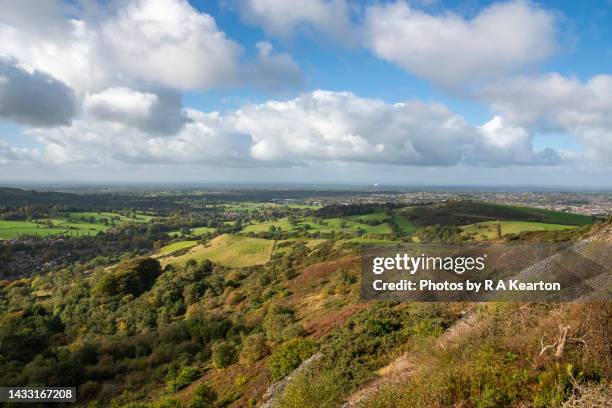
top-left (341, 307), bottom-right (482, 407)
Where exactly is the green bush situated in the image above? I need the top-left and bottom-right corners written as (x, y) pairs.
top-left (239, 333), bottom-right (269, 365)
top-left (152, 400), bottom-right (183, 408)
top-left (211, 342), bottom-right (236, 368)
top-left (263, 304), bottom-right (304, 342)
top-left (267, 338), bottom-right (317, 380)
top-left (166, 367), bottom-right (201, 393)
top-left (276, 368), bottom-right (344, 408)
top-left (188, 384), bottom-right (216, 408)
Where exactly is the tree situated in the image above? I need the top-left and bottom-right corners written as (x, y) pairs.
top-left (267, 338), bottom-right (317, 380)
top-left (239, 333), bottom-right (269, 365)
top-left (93, 257), bottom-right (161, 297)
top-left (211, 342), bottom-right (236, 368)
top-left (189, 384), bottom-right (217, 408)
top-left (263, 305), bottom-right (304, 342)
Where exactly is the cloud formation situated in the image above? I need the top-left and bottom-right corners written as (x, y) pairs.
top-left (364, 0), bottom-right (556, 87)
top-left (243, 42), bottom-right (304, 91)
top-left (84, 87), bottom-right (189, 135)
top-left (101, 0), bottom-right (241, 90)
top-left (0, 0), bottom-right (301, 93)
top-left (22, 90), bottom-right (557, 168)
top-left (231, 91), bottom-right (557, 166)
top-left (238, 0), bottom-right (357, 45)
top-left (478, 73), bottom-right (612, 164)
top-left (0, 57), bottom-right (78, 127)
top-left (0, 0), bottom-right (606, 182)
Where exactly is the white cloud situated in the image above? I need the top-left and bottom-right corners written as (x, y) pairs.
top-left (244, 42), bottom-right (304, 91)
top-left (0, 0), bottom-right (302, 94)
top-left (100, 0), bottom-right (241, 90)
top-left (27, 109), bottom-right (253, 166)
top-left (364, 0), bottom-right (556, 87)
top-left (230, 90), bottom-right (557, 166)
top-left (477, 116), bottom-right (559, 165)
top-left (238, 0), bottom-right (357, 45)
top-left (478, 73), bottom-right (612, 164)
top-left (0, 0), bottom-right (74, 40)
top-left (0, 139), bottom-right (37, 165)
top-left (0, 15), bottom-right (103, 95)
top-left (20, 90), bottom-right (558, 169)
top-left (0, 57), bottom-right (78, 127)
top-left (84, 87), bottom-right (189, 134)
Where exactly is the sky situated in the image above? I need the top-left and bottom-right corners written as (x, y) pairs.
top-left (0, 0), bottom-right (611, 187)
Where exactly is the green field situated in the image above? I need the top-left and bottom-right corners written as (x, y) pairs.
top-left (165, 234), bottom-right (274, 268)
top-left (168, 226), bottom-right (216, 237)
top-left (346, 212), bottom-right (390, 222)
top-left (0, 210), bottom-right (159, 239)
top-left (402, 201), bottom-right (593, 227)
top-left (0, 219), bottom-right (109, 239)
top-left (241, 219), bottom-right (295, 233)
top-left (461, 221), bottom-right (577, 241)
top-left (158, 240), bottom-right (198, 255)
top-left (497, 204), bottom-right (593, 226)
top-left (391, 214), bottom-right (417, 234)
top-left (241, 214), bottom-right (397, 235)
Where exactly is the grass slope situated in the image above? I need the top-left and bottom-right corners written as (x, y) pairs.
top-left (391, 213), bottom-right (417, 234)
top-left (498, 204), bottom-right (593, 225)
top-left (158, 240), bottom-right (198, 255)
top-left (461, 221), bottom-right (577, 241)
top-left (241, 219), bottom-right (295, 233)
top-left (403, 201), bottom-right (592, 227)
top-left (242, 216), bottom-right (395, 235)
top-left (166, 234), bottom-right (274, 268)
top-left (168, 226), bottom-right (216, 237)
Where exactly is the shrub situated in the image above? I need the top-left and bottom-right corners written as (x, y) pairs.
top-left (263, 305), bottom-right (304, 342)
top-left (152, 400), bottom-right (183, 408)
top-left (166, 367), bottom-right (200, 393)
top-left (234, 374), bottom-right (248, 386)
top-left (267, 338), bottom-right (317, 380)
top-left (211, 342), bottom-right (236, 368)
top-left (276, 367), bottom-right (344, 408)
top-left (239, 333), bottom-right (269, 365)
top-left (188, 384), bottom-right (216, 408)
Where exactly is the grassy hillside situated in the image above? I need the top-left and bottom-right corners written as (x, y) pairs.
top-left (391, 214), bottom-right (417, 234)
top-left (0, 197), bottom-right (606, 408)
top-left (240, 209), bottom-right (415, 237)
top-left (498, 204), bottom-right (593, 225)
top-left (403, 201), bottom-right (593, 227)
top-left (158, 240), bottom-right (198, 255)
top-left (165, 234), bottom-right (274, 268)
top-left (461, 221), bottom-right (577, 241)
top-left (168, 226), bottom-right (216, 237)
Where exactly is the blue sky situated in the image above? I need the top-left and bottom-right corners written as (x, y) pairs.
top-left (0, 0), bottom-right (611, 186)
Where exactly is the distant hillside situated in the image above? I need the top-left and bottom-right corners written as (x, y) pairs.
top-left (402, 201), bottom-right (593, 227)
top-left (314, 203), bottom-right (402, 218)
